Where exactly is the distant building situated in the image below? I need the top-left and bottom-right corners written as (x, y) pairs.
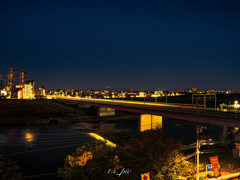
top-left (1, 86), bottom-right (11, 98)
top-left (0, 75), bottom-right (2, 87)
top-left (7, 68), bottom-right (15, 89)
top-left (138, 92), bottom-right (146, 97)
top-left (130, 86), bottom-right (133, 92)
top-left (0, 88), bottom-right (7, 96)
top-left (20, 70), bottom-right (26, 85)
top-left (15, 85), bottom-right (24, 99)
top-left (35, 86), bottom-right (46, 97)
top-left (14, 80), bottom-right (35, 99)
top-left (26, 80), bottom-right (35, 95)
top-left (192, 88), bottom-right (197, 92)
top-left (151, 90), bottom-right (163, 97)
top-left (23, 83), bottom-right (33, 99)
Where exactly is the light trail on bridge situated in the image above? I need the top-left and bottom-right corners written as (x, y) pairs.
top-left (51, 96), bottom-right (206, 112)
top-left (49, 96), bottom-right (240, 128)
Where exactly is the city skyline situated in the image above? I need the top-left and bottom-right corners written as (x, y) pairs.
top-left (1, 68), bottom-right (240, 92)
top-left (0, 0), bottom-right (240, 91)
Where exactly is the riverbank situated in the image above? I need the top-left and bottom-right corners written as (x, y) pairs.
top-left (0, 114), bottom-right (138, 126)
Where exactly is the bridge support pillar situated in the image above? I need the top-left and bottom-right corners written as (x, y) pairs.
top-left (220, 126), bottom-right (228, 146)
top-left (232, 127), bottom-right (239, 134)
top-left (98, 107), bottom-right (115, 117)
top-left (77, 104), bottom-right (91, 108)
top-left (232, 127), bottom-right (240, 142)
top-left (138, 114), bottom-right (162, 132)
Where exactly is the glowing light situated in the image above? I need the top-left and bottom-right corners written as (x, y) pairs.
top-left (140, 114), bottom-right (152, 132)
top-left (88, 133), bottom-right (116, 147)
top-left (25, 133), bottom-right (33, 142)
top-left (52, 96), bottom-right (196, 111)
top-left (234, 101), bottom-right (240, 108)
top-left (99, 107), bottom-right (115, 117)
top-left (152, 115), bottom-right (162, 129)
top-left (140, 114), bottom-right (162, 132)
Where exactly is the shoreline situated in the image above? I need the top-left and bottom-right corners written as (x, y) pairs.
top-left (0, 114), bottom-right (138, 126)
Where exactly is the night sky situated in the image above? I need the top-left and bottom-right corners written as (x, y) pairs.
top-left (0, 0), bottom-right (240, 91)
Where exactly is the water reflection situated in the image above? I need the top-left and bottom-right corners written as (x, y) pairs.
top-left (22, 129), bottom-right (36, 147)
top-left (88, 133), bottom-right (116, 147)
top-left (99, 123), bottom-right (115, 129)
top-left (0, 129), bottom-right (37, 148)
top-left (25, 133), bottom-right (33, 142)
top-left (0, 123), bottom-right (102, 180)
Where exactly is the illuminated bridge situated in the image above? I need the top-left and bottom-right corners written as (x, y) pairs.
top-left (53, 96), bottom-right (240, 128)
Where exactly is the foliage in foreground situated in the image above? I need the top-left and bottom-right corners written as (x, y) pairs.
top-left (115, 128), bottom-right (195, 179)
top-left (0, 154), bottom-right (23, 179)
top-left (58, 140), bottom-right (119, 180)
top-left (58, 128), bottom-right (196, 180)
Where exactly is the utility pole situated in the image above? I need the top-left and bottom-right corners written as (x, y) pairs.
top-left (204, 94), bottom-right (206, 110)
top-left (192, 94), bottom-right (193, 109)
top-left (166, 94), bottom-right (167, 105)
top-left (196, 97), bottom-right (200, 180)
top-left (215, 94), bottom-right (217, 111)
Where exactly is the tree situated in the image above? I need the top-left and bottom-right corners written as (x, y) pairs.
top-left (0, 154), bottom-right (23, 179)
top-left (115, 128), bottom-right (195, 179)
top-left (58, 128), bottom-right (196, 180)
top-left (58, 140), bottom-right (120, 180)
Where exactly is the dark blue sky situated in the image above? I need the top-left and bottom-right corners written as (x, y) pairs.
top-left (0, 0), bottom-right (239, 91)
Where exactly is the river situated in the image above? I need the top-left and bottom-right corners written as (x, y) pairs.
top-left (0, 117), bottom-right (235, 179)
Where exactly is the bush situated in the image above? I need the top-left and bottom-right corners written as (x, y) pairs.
top-left (58, 128), bottom-right (196, 180)
top-left (58, 140), bottom-right (119, 180)
top-left (0, 154), bottom-right (23, 179)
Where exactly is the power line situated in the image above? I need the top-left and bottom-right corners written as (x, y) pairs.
top-left (0, 121), bottom-right (176, 143)
top-left (3, 143), bottom-right (89, 156)
top-left (7, 147), bottom-right (195, 180)
top-left (2, 120), bottom-right (214, 156)
top-left (2, 127), bottom-right (204, 156)
top-left (3, 132), bottom-right (139, 155)
top-left (181, 152), bottom-right (197, 161)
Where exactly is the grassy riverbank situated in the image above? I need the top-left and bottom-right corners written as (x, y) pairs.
top-left (0, 99), bottom-right (137, 126)
top-left (0, 115), bottom-right (137, 126)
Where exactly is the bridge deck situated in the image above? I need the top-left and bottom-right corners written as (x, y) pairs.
top-left (54, 96), bottom-right (240, 127)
